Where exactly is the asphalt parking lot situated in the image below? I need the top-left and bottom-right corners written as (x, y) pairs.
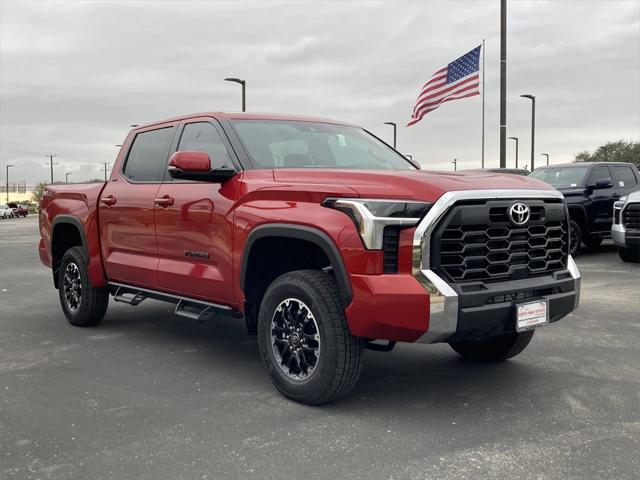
top-left (1, 215), bottom-right (639, 480)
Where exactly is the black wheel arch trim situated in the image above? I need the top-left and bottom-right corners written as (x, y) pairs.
top-left (51, 215), bottom-right (88, 250)
top-left (567, 204), bottom-right (589, 232)
top-left (240, 224), bottom-right (353, 307)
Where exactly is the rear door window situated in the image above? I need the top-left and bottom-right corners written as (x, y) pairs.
top-left (123, 127), bottom-right (175, 182)
top-left (612, 165), bottom-right (638, 189)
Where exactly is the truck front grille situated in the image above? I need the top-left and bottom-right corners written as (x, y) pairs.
top-left (431, 199), bottom-right (568, 283)
top-left (623, 204), bottom-right (640, 230)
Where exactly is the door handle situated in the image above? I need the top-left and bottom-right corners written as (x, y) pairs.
top-left (101, 195), bottom-right (117, 206)
top-left (154, 195), bottom-right (174, 207)
top-left (612, 193), bottom-right (620, 198)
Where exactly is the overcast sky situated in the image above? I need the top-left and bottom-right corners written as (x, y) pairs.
top-left (1, 0), bottom-right (639, 186)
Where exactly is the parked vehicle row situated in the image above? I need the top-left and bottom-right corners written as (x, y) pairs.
top-left (0, 202), bottom-right (29, 218)
top-left (529, 162), bottom-right (640, 256)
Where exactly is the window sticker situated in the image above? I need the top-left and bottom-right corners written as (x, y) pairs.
top-left (570, 183), bottom-right (577, 187)
top-left (619, 181), bottom-right (625, 187)
top-left (337, 134), bottom-right (347, 147)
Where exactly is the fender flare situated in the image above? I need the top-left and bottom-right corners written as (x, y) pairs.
top-left (567, 204), bottom-right (589, 232)
top-left (240, 224), bottom-right (352, 307)
top-left (51, 215), bottom-right (88, 251)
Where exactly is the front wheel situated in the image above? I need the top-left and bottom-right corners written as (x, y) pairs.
top-left (618, 246), bottom-right (640, 263)
top-left (58, 246), bottom-right (109, 326)
top-left (569, 220), bottom-right (582, 257)
top-left (257, 270), bottom-right (363, 405)
top-left (449, 330), bottom-right (535, 362)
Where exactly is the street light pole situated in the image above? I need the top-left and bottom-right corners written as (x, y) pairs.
top-left (6, 164), bottom-right (14, 203)
top-left (540, 153), bottom-right (549, 166)
top-left (66, 173), bottom-right (72, 184)
top-left (520, 94), bottom-right (536, 170)
top-left (452, 158), bottom-right (457, 171)
top-left (383, 122), bottom-right (397, 149)
top-left (508, 136), bottom-right (519, 169)
top-left (224, 77), bottom-right (246, 112)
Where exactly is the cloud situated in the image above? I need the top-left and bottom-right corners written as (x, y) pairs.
top-left (0, 0), bottom-right (638, 185)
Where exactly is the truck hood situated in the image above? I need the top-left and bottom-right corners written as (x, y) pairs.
top-left (554, 187), bottom-right (587, 199)
top-left (273, 169), bottom-right (555, 201)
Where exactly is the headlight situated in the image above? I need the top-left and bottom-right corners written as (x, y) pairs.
top-left (323, 198), bottom-right (431, 249)
top-left (619, 196), bottom-right (628, 203)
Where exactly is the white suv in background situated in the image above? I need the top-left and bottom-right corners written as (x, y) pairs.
top-left (0, 204), bottom-right (16, 219)
top-left (612, 190), bottom-right (640, 263)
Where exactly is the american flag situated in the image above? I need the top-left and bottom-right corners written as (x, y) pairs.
top-left (407, 45), bottom-right (481, 127)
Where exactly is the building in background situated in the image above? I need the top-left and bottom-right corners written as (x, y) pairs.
top-left (0, 179), bottom-right (36, 203)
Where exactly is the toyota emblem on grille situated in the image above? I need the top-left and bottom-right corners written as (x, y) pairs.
top-left (508, 202), bottom-right (531, 226)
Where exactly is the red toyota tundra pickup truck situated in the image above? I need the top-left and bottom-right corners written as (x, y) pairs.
top-left (39, 112), bottom-right (581, 404)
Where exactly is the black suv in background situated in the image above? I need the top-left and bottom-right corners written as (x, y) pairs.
top-left (529, 162), bottom-right (640, 256)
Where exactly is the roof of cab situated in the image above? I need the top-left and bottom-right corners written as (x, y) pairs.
top-left (133, 112), bottom-right (356, 130)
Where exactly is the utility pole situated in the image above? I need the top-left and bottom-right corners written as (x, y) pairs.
top-left (101, 162), bottom-right (110, 182)
top-left (540, 153), bottom-right (549, 166)
top-left (452, 158), bottom-right (457, 171)
top-left (499, 0), bottom-right (507, 168)
top-left (46, 153), bottom-right (57, 183)
top-left (6, 164), bottom-right (14, 203)
top-left (508, 137), bottom-right (519, 168)
top-left (383, 122), bottom-right (397, 149)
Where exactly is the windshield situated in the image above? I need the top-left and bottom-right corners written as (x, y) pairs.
top-left (529, 166), bottom-right (590, 187)
top-left (231, 120), bottom-right (415, 170)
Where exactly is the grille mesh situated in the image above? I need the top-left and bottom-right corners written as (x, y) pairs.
top-left (624, 204), bottom-right (640, 230)
top-left (433, 200), bottom-right (568, 283)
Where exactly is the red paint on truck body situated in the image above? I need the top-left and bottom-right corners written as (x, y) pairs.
top-left (39, 112), bottom-right (556, 342)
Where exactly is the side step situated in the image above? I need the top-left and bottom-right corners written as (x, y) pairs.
top-left (108, 282), bottom-right (242, 320)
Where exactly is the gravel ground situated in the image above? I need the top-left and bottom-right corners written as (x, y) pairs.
top-left (1, 216), bottom-right (639, 480)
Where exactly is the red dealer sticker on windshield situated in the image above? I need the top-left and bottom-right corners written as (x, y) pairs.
top-left (516, 300), bottom-right (549, 332)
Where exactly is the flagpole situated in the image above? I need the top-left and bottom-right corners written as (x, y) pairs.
top-left (481, 38), bottom-right (486, 168)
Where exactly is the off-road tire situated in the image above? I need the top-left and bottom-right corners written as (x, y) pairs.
top-left (257, 270), bottom-right (363, 405)
top-left (449, 330), bottom-right (535, 362)
top-left (569, 220), bottom-right (582, 257)
top-left (58, 246), bottom-right (109, 327)
top-left (618, 246), bottom-right (640, 263)
top-left (583, 235), bottom-right (603, 250)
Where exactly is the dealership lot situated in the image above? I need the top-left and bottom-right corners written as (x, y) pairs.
top-left (1, 216), bottom-right (638, 479)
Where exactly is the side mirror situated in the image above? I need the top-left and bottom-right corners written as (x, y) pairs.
top-left (592, 178), bottom-right (613, 189)
top-left (168, 151), bottom-right (235, 182)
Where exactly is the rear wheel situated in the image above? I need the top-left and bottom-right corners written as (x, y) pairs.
top-left (618, 246), bottom-right (640, 263)
top-left (569, 220), bottom-right (582, 257)
top-left (58, 246), bottom-right (109, 327)
top-left (449, 330), bottom-right (535, 362)
top-left (257, 270), bottom-right (363, 405)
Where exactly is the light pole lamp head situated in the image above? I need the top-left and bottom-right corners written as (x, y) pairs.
top-left (7, 164), bottom-right (14, 169)
top-left (520, 94), bottom-right (535, 101)
top-left (224, 77), bottom-right (245, 85)
top-left (383, 122), bottom-right (396, 127)
top-left (508, 136), bottom-right (518, 141)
